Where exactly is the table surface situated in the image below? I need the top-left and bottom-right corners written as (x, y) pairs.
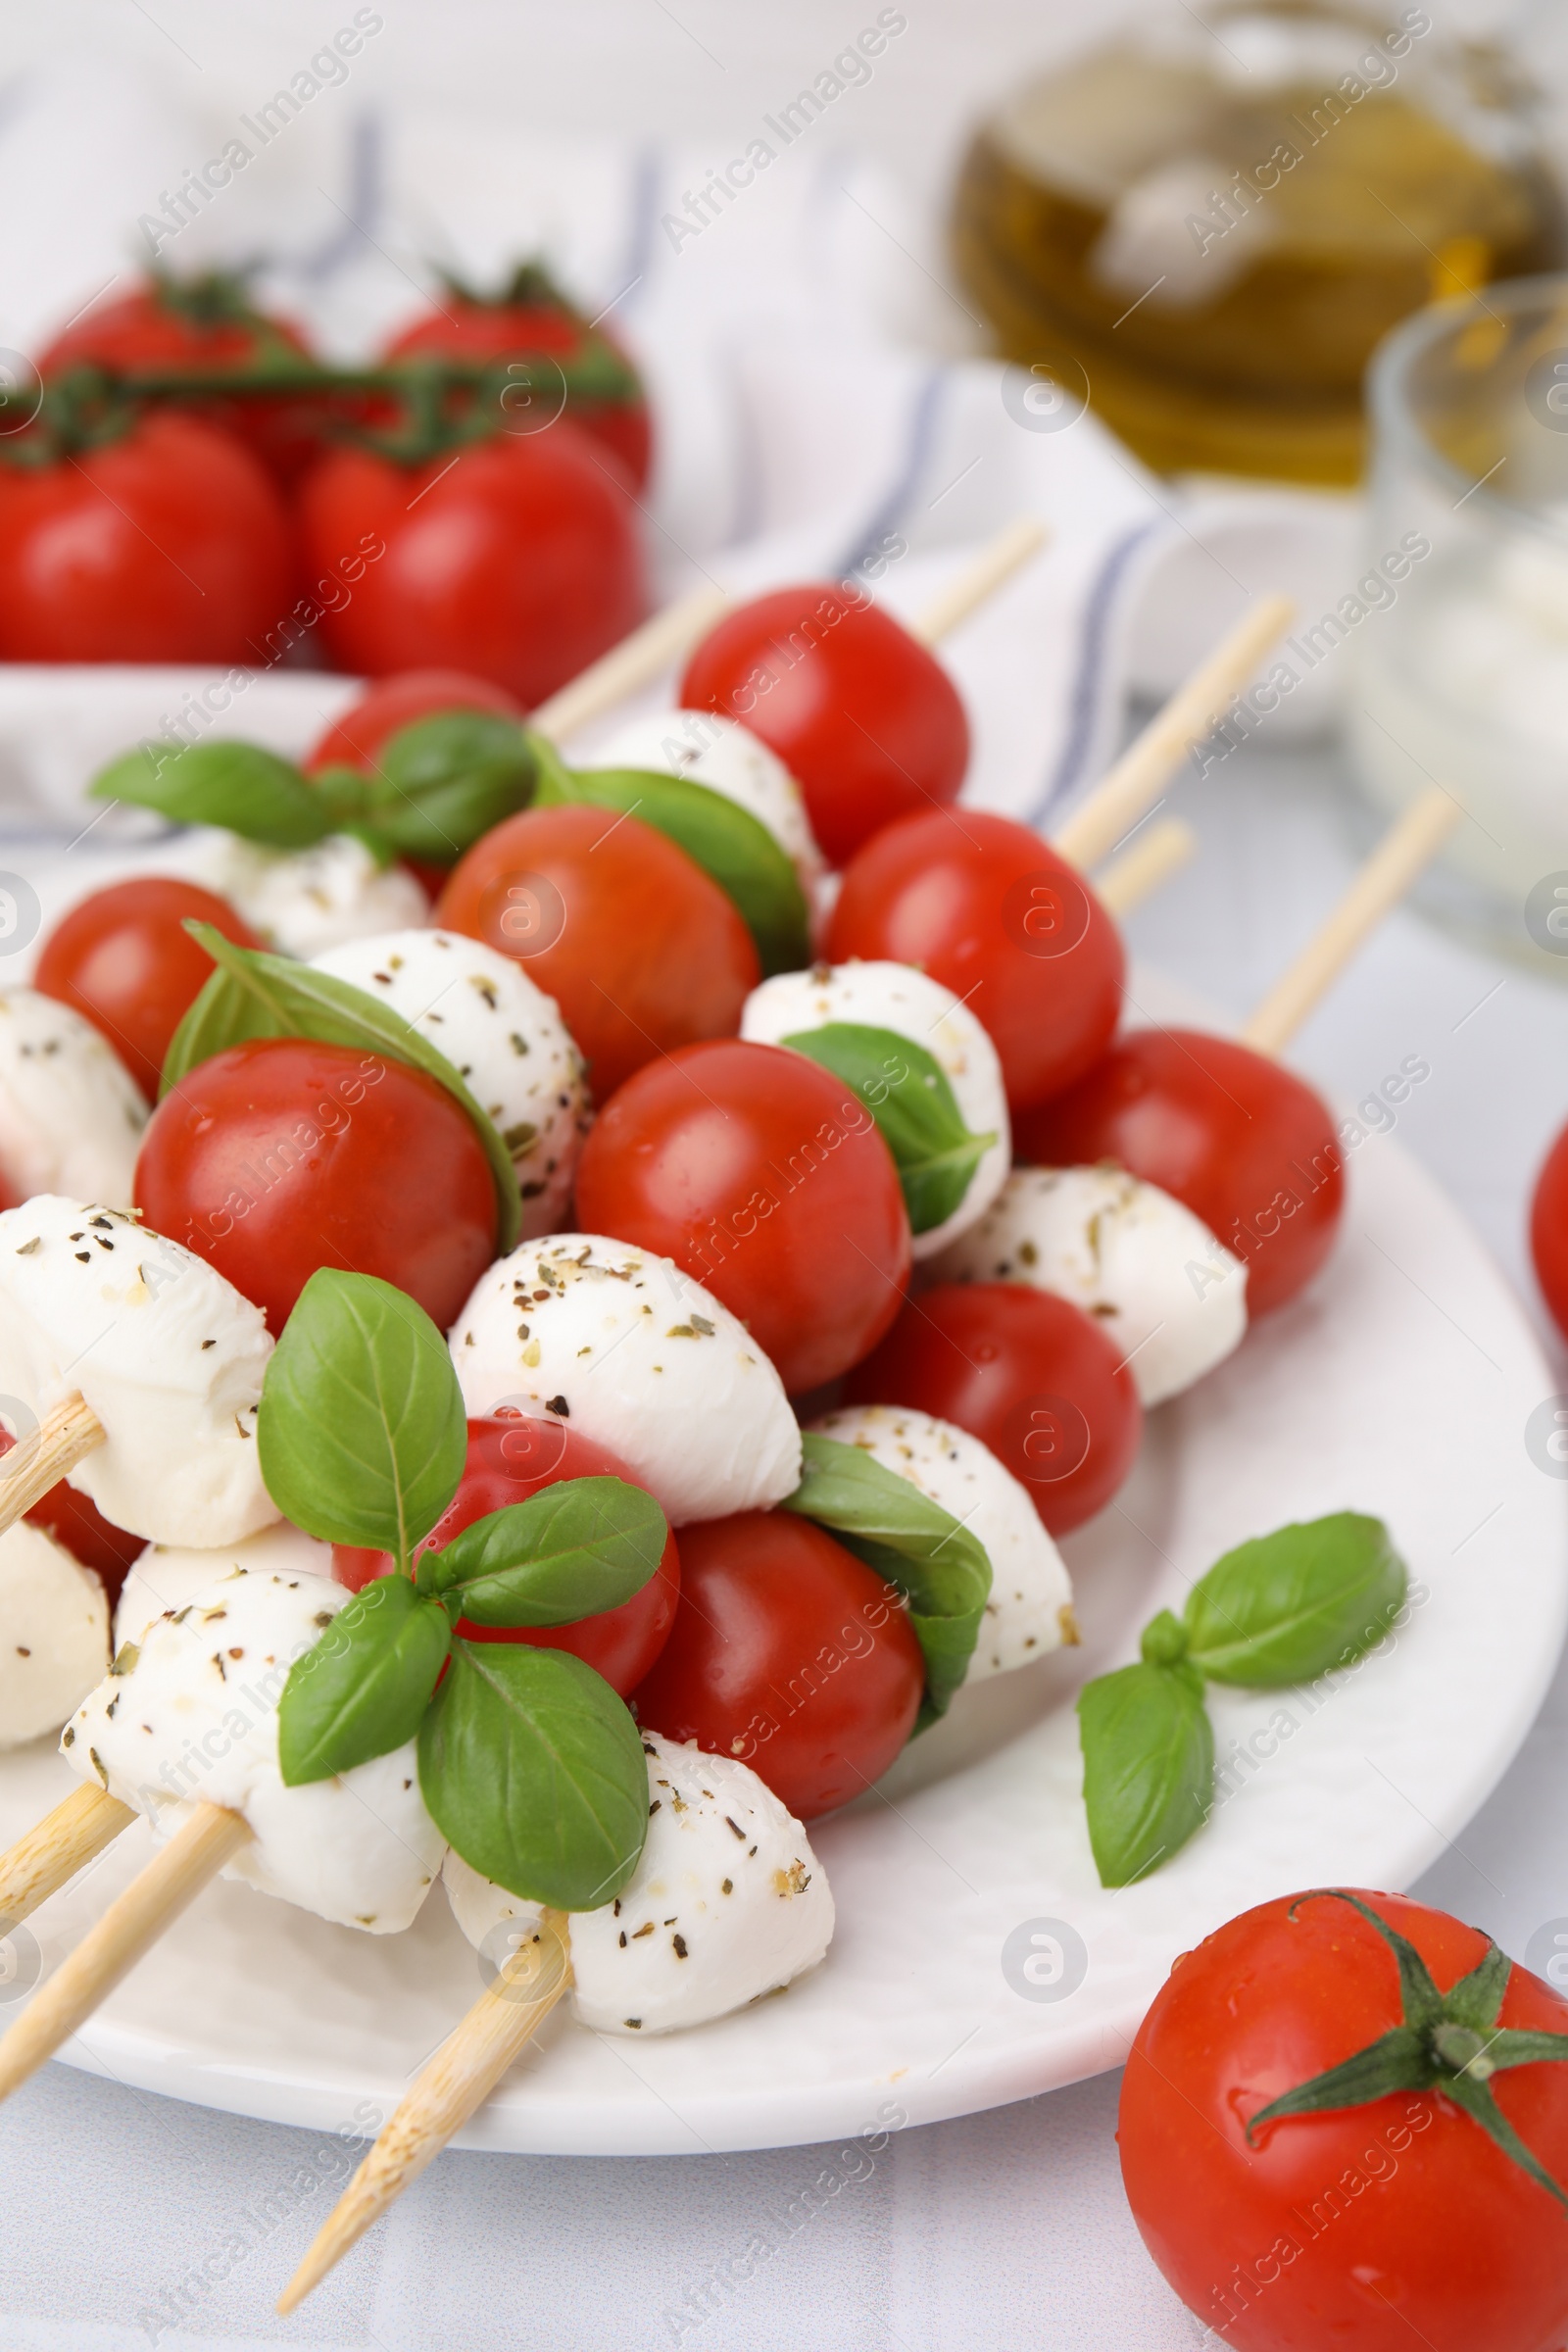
top-left (3, 726), bottom-right (1566, 2352)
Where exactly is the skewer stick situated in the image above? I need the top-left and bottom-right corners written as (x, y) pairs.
top-left (908, 518), bottom-right (1050, 647)
top-left (0, 1395), bottom-right (104, 1540)
top-left (529, 583), bottom-right (731, 743)
top-left (1240, 788), bottom-right (1462, 1056)
top-left (0, 1800), bottom-right (248, 2106)
top-left (277, 1910), bottom-right (572, 2313)
top-left (1091, 818), bottom-right (1197, 919)
top-left (1053, 594), bottom-right (1295, 873)
top-left (0, 1785), bottom-right (133, 1932)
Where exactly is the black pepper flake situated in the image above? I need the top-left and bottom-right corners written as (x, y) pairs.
top-left (612, 1897), bottom-right (621, 1916)
top-left (201, 1339), bottom-right (216, 1349)
top-left (649, 1799), bottom-right (661, 1815)
top-left (625, 2019), bottom-right (642, 2030)
top-left (721, 1878), bottom-right (733, 1895)
top-left (672, 1934), bottom-right (688, 1959)
top-left (725, 1817), bottom-right (745, 1840)
top-left (546, 1395), bottom-right (569, 1417)
top-left (749, 1844), bottom-right (758, 1857)
top-left (74, 1251), bottom-right (91, 1263)
top-left (618, 1931), bottom-right (627, 1948)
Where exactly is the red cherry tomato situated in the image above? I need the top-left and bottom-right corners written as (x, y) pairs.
top-left (575, 1039), bottom-right (911, 1393)
top-left (133, 1037), bottom-right (498, 1333)
top-left (295, 423), bottom-right (645, 708)
top-left (826, 809), bottom-right (1124, 1109)
top-left (305, 669), bottom-right (522, 773)
top-left (629, 1510), bottom-right (925, 1818)
top-left (680, 586), bottom-right (969, 868)
top-left (437, 803), bottom-right (760, 1100)
top-left (334, 1416), bottom-right (679, 1695)
top-left (1016, 1029), bottom-right (1345, 1319)
top-left (845, 1282), bottom-right (1141, 1534)
top-left (34, 877), bottom-right (262, 1101)
top-left (1531, 1119), bottom-right (1568, 1345)
top-left (1120, 1889), bottom-right (1568, 2352)
top-left (0, 414), bottom-right (293, 666)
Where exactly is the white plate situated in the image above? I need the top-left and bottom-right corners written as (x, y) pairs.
top-left (2, 972), bottom-right (1565, 2155)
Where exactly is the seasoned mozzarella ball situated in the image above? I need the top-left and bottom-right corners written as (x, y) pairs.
top-left (0, 1520), bottom-right (110, 1748)
top-left (0, 1197), bottom-right (277, 1546)
top-left (63, 1569), bottom-right (445, 1933)
top-left (931, 1166), bottom-right (1249, 1407)
top-left (741, 960), bottom-right (1009, 1258)
top-left (450, 1234), bottom-right (801, 1526)
top-left (181, 830), bottom-right (427, 959)
top-left (810, 1403), bottom-right (1076, 1680)
top-left (443, 1731), bottom-right (833, 2034)
top-left (310, 929), bottom-right (587, 1237)
top-left (0, 990), bottom-right (147, 1207)
top-left (592, 710), bottom-right (824, 894)
top-left (115, 1522), bottom-right (332, 1650)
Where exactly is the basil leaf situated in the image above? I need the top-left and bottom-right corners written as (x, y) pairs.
top-left (1184, 1513), bottom-right (1408, 1688)
top-left (781, 1431), bottom-right (991, 1723)
top-left (360, 711), bottom-right (537, 862)
top-left (780, 1023), bottom-right (996, 1235)
top-left (258, 1268), bottom-right (467, 1561)
top-left (419, 1476), bottom-right (667, 1626)
top-left (551, 765), bottom-right (810, 977)
top-left (161, 923), bottom-right (521, 1252)
top-left (418, 1641), bottom-right (648, 1909)
top-left (277, 1573), bottom-right (452, 1786)
top-left (92, 739), bottom-right (336, 850)
top-left (1077, 1658), bottom-right (1214, 1887)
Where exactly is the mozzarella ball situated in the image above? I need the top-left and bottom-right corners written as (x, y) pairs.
top-left (931, 1166), bottom-right (1249, 1407)
top-left (114, 1522), bottom-right (333, 1650)
top-left (63, 1569), bottom-right (445, 1933)
top-left (0, 1520), bottom-right (110, 1749)
top-left (592, 710), bottom-right (824, 895)
top-left (181, 830), bottom-right (428, 959)
top-left (450, 1234), bottom-right (801, 1526)
top-left (809, 1403), bottom-right (1075, 1680)
top-left (0, 1197), bottom-right (277, 1546)
top-left (741, 960), bottom-right (1010, 1259)
top-left (0, 990), bottom-right (147, 1208)
top-left (443, 1731), bottom-right (833, 2034)
top-left (310, 929), bottom-right (587, 1238)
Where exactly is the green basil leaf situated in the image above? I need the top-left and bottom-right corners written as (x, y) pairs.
top-left (1184, 1513), bottom-right (1408, 1688)
top-left (92, 739), bottom-right (336, 850)
top-left (161, 923), bottom-right (521, 1252)
top-left (361, 711), bottom-right (537, 862)
top-left (554, 765), bottom-right (809, 977)
top-left (277, 1573), bottom-right (452, 1786)
top-left (418, 1641), bottom-right (648, 1909)
top-left (419, 1476), bottom-right (667, 1626)
top-left (780, 1022), bottom-right (996, 1235)
top-left (780, 1431), bottom-right (991, 1723)
top-left (1077, 1658), bottom-right (1213, 1887)
top-left (258, 1267), bottom-right (467, 1561)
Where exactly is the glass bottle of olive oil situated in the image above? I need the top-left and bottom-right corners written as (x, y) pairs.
top-left (952, 2), bottom-right (1563, 482)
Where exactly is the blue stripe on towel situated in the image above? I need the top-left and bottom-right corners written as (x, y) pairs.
top-left (1028, 516), bottom-right (1161, 832)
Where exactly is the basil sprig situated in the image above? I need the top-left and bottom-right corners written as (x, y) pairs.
top-left (1078, 1512), bottom-right (1409, 1887)
top-left (93, 740), bottom-right (340, 849)
top-left (781, 1432), bottom-right (991, 1725)
top-left (266, 1270), bottom-right (660, 1912)
top-left (161, 922), bottom-right (522, 1252)
top-left (780, 1022), bottom-right (996, 1234)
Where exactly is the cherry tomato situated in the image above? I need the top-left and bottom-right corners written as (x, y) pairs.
top-left (826, 809), bottom-right (1124, 1109)
top-left (845, 1282), bottom-right (1141, 1534)
top-left (1016, 1029), bottom-right (1345, 1319)
top-left (0, 414), bottom-right (293, 666)
top-left (34, 877), bottom-right (262, 1101)
top-left (296, 423), bottom-right (645, 708)
top-left (305, 669), bottom-right (522, 773)
top-left (1120, 1889), bottom-right (1568, 2352)
top-left (680, 585), bottom-right (969, 868)
top-left (0, 1426), bottom-right (143, 1603)
top-left (437, 803), bottom-right (760, 1099)
top-left (1530, 1119), bottom-right (1568, 1345)
top-left (133, 1037), bottom-right (498, 1333)
top-left (334, 1416), bottom-right (679, 1695)
top-left (575, 1039), bottom-right (911, 1393)
top-left (629, 1510), bottom-right (925, 1818)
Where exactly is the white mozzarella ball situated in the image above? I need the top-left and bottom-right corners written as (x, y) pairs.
top-left (809, 1403), bottom-right (1076, 1681)
top-left (450, 1234), bottom-right (801, 1526)
top-left (64, 1569), bottom-right (444, 1933)
top-left (310, 928), bottom-right (588, 1239)
top-left (0, 1197), bottom-right (278, 1546)
top-left (0, 990), bottom-right (147, 1207)
top-left (741, 960), bottom-right (1010, 1259)
top-left (591, 710), bottom-right (825, 893)
top-left (114, 1522), bottom-right (333, 1650)
top-left (0, 1520), bottom-right (110, 1749)
top-left (931, 1166), bottom-right (1249, 1407)
top-left (181, 830), bottom-right (428, 959)
top-left (443, 1731), bottom-right (833, 2034)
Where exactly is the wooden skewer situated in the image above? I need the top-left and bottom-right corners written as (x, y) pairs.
top-left (528, 583), bottom-right (731, 744)
top-left (277, 1910), bottom-right (573, 2313)
top-left (1091, 818), bottom-right (1197, 919)
top-left (907, 517), bottom-right (1050, 648)
top-left (0, 1799), bottom-right (248, 2106)
top-left (0, 1785), bottom-right (133, 1932)
top-left (1240, 788), bottom-right (1462, 1056)
top-left (1053, 593), bottom-right (1295, 874)
top-left (0, 1395), bottom-right (104, 1542)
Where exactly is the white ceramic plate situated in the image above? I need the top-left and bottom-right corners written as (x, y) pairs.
top-left (2, 970), bottom-right (1565, 2155)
